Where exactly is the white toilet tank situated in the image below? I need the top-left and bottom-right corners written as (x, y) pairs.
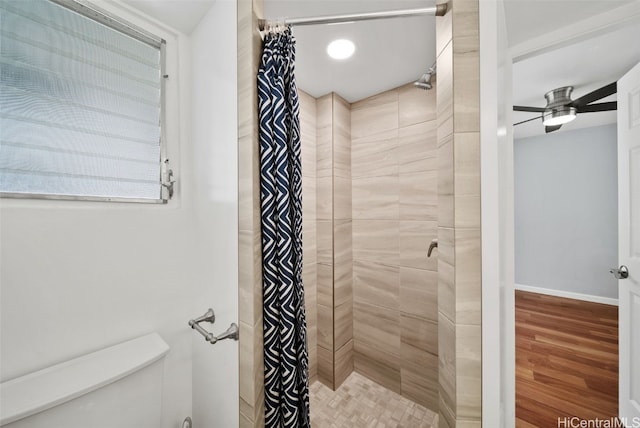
top-left (0, 333), bottom-right (169, 428)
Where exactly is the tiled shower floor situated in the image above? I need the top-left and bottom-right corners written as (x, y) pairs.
top-left (309, 372), bottom-right (438, 428)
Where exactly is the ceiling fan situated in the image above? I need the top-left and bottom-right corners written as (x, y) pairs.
top-left (513, 82), bottom-right (617, 133)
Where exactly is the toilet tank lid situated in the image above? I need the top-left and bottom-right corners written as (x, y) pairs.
top-left (0, 332), bottom-right (170, 426)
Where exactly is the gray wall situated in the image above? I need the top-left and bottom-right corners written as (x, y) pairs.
top-left (514, 124), bottom-right (618, 299)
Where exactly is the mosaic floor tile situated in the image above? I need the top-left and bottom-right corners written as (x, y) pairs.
top-left (310, 372), bottom-right (438, 427)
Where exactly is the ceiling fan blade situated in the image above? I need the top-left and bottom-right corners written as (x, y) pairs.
top-left (514, 105), bottom-right (546, 113)
top-left (570, 82), bottom-right (617, 108)
top-left (514, 116), bottom-right (542, 126)
top-left (545, 125), bottom-right (562, 133)
top-left (576, 101), bottom-right (617, 113)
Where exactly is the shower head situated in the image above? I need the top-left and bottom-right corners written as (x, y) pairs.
top-left (414, 79), bottom-right (432, 90)
top-left (414, 64), bottom-right (436, 90)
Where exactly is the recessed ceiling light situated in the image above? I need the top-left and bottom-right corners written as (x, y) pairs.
top-left (327, 39), bottom-right (355, 60)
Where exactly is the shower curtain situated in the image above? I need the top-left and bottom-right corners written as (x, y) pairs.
top-left (257, 27), bottom-right (310, 428)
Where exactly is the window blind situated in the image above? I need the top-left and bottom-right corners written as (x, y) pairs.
top-left (0, 0), bottom-right (163, 201)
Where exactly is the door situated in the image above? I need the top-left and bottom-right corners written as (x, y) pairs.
top-left (617, 61), bottom-right (640, 422)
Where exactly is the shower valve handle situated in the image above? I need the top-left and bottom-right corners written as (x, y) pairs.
top-left (427, 239), bottom-right (438, 257)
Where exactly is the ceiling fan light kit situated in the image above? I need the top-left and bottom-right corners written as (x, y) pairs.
top-left (542, 86), bottom-right (577, 126)
top-left (513, 82), bottom-right (617, 133)
top-left (543, 106), bottom-right (577, 126)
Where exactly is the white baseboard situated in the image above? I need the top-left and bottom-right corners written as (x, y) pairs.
top-left (514, 283), bottom-right (618, 306)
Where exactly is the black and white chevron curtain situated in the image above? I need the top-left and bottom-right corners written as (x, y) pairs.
top-left (257, 27), bottom-right (310, 428)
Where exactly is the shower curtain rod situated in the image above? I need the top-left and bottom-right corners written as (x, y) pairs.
top-left (258, 4), bottom-right (448, 30)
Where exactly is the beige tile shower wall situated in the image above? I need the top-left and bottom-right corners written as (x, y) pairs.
top-left (436, 0), bottom-right (482, 427)
top-left (299, 90), bottom-right (318, 384)
top-left (351, 83), bottom-right (438, 411)
top-left (237, 1), bottom-right (264, 427)
top-left (315, 94), bottom-right (334, 388)
top-left (332, 94), bottom-right (353, 389)
top-left (314, 93), bottom-right (354, 390)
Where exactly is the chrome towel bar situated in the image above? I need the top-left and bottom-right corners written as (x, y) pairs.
top-left (188, 309), bottom-right (239, 344)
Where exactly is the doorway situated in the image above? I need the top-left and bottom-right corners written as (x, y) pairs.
top-left (509, 22), bottom-right (640, 426)
top-left (479, 1), bottom-right (640, 425)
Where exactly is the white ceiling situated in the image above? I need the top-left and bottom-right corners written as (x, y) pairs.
top-left (263, 0), bottom-right (437, 103)
top-left (512, 22), bottom-right (640, 139)
top-left (119, 0), bottom-right (437, 102)
top-left (120, 0), bottom-right (215, 35)
top-left (504, 0), bottom-right (635, 48)
top-left (118, 0), bottom-right (640, 133)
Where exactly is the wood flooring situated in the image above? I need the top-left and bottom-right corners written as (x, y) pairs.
top-left (516, 290), bottom-right (619, 427)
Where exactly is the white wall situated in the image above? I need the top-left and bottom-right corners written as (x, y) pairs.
top-left (0, 11), bottom-right (193, 427)
top-left (514, 123), bottom-right (618, 300)
top-left (188, 1), bottom-right (239, 426)
top-left (0, 1), bottom-right (239, 427)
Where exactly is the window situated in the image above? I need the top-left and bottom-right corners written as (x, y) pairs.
top-left (0, 0), bottom-right (169, 202)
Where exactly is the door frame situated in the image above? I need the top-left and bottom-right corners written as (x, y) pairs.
top-left (479, 1), bottom-right (513, 426)
top-left (479, 3), bottom-right (640, 426)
